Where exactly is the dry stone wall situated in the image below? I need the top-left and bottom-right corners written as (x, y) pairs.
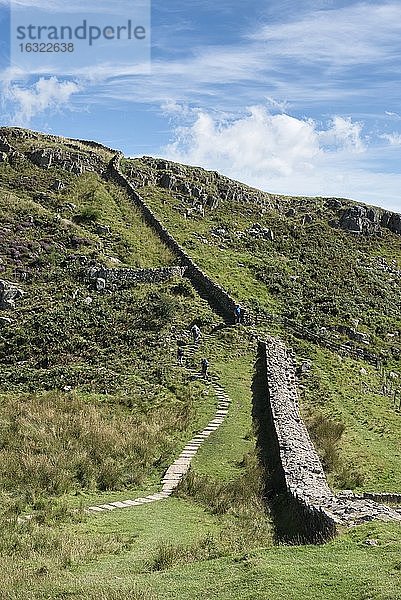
top-left (254, 338), bottom-right (401, 542)
top-left (86, 265), bottom-right (186, 288)
top-left (108, 153), bottom-right (243, 323)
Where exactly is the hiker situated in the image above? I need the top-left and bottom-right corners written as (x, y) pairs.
top-left (201, 358), bottom-right (209, 380)
top-left (177, 346), bottom-right (184, 366)
top-left (234, 304), bottom-right (242, 324)
top-left (191, 324), bottom-right (201, 343)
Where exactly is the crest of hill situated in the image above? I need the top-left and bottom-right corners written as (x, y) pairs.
top-left (124, 154), bottom-right (401, 237)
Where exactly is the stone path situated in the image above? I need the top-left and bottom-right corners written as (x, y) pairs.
top-left (86, 340), bottom-right (231, 514)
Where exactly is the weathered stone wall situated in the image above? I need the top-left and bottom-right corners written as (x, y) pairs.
top-left (86, 265), bottom-right (186, 288)
top-left (253, 338), bottom-right (338, 542)
top-left (253, 338), bottom-right (401, 542)
top-left (108, 153), bottom-right (244, 323)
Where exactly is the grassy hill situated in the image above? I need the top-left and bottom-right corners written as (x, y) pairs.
top-left (0, 128), bottom-right (400, 599)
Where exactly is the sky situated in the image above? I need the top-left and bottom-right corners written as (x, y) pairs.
top-left (0, 0), bottom-right (401, 212)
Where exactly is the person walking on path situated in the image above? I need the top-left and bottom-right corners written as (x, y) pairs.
top-left (177, 346), bottom-right (184, 366)
top-left (191, 324), bottom-right (201, 343)
top-left (201, 357), bottom-right (209, 380)
top-left (234, 305), bottom-right (242, 325)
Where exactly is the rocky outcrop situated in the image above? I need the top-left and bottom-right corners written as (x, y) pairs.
top-left (0, 137), bottom-right (14, 154)
top-left (0, 279), bottom-right (24, 309)
top-left (247, 223), bottom-right (274, 241)
top-left (126, 156), bottom-right (273, 213)
top-left (338, 205), bottom-right (401, 236)
top-left (27, 147), bottom-right (104, 175)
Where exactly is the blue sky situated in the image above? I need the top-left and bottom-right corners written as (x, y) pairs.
top-left (1, 0), bottom-right (401, 211)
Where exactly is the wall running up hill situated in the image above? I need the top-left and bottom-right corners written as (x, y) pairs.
top-left (108, 154), bottom-right (243, 323)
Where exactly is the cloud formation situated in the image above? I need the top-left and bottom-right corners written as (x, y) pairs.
top-left (2, 76), bottom-right (81, 125)
top-left (163, 105), bottom-right (401, 211)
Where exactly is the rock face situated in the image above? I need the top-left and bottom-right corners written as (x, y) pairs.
top-left (338, 205), bottom-right (401, 236)
top-left (0, 137), bottom-right (14, 154)
top-left (338, 206), bottom-right (381, 234)
top-left (381, 211), bottom-right (401, 235)
top-left (125, 156), bottom-right (274, 214)
top-left (27, 147), bottom-right (104, 175)
top-left (0, 279), bottom-right (24, 309)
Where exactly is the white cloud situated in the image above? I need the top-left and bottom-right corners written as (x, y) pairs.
top-left (380, 132), bottom-right (401, 146)
top-left (385, 111), bottom-right (401, 119)
top-left (162, 105), bottom-right (401, 212)
top-left (318, 116), bottom-right (365, 153)
top-left (251, 2), bottom-right (401, 67)
top-left (2, 76), bottom-right (81, 125)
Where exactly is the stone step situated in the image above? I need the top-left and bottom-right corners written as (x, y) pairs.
top-left (109, 501), bottom-right (132, 508)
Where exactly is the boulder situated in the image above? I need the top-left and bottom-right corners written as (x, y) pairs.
top-left (51, 180), bottom-right (65, 191)
top-left (96, 277), bottom-right (106, 291)
top-left (0, 279), bottom-right (24, 309)
top-left (247, 223), bottom-right (274, 241)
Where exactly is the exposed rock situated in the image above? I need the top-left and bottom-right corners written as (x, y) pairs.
top-left (96, 224), bottom-right (111, 235)
top-left (381, 211), bottom-right (401, 235)
top-left (51, 180), bottom-right (65, 191)
top-left (0, 316), bottom-right (13, 324)
top-left (158, 172), bottom-right (175, 190)
top-left (206, 195), bottom-right (219, 209)
top-left (350, 329), bottom-right (371, 344)
top-left (176, 181), bottom-right (192, 195)
top-left (95, 277), bottom-right (106, 291)
top-left (338, 205), bottom-right (380, 234)
top-left (27, 147), bottom-right (104, 174)
top-left (0, 152), bottom-right (8, 163)
top-left (63, 202), bottom-right (77, 212)
top-left (0, 279), bottom-right (24, 309)
top-left (327, 198), bottom-right (343, 210)
top-left (338, 205), bottom-right (401, 236)
top-left (247, 223), bottom-right (274, 241)
top-left (0, 137), bottom-right (14, 154)
top-left (210, 227), bottom-right (228, 238)
top-left (297, 360), bottom-right (312, 376)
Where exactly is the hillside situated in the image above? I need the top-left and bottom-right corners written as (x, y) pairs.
top-left (0, 127), bottom-right (400, 599)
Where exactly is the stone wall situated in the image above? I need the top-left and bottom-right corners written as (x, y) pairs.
top-left (253, 338), bottom-right (338, 542)
top-left (253, 338), bottom-right (401, 543)
top-left (108, 153), bottom-right (244, 323)
top-left (86, 265), bottom-right (186, 288)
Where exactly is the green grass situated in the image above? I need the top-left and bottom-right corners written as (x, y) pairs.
top-left (294, 341), bottom-right (401, 492)
top-left (133, 522), bottom-right (401, 600)
top-left (1, 131), bottom-right (401, 600)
